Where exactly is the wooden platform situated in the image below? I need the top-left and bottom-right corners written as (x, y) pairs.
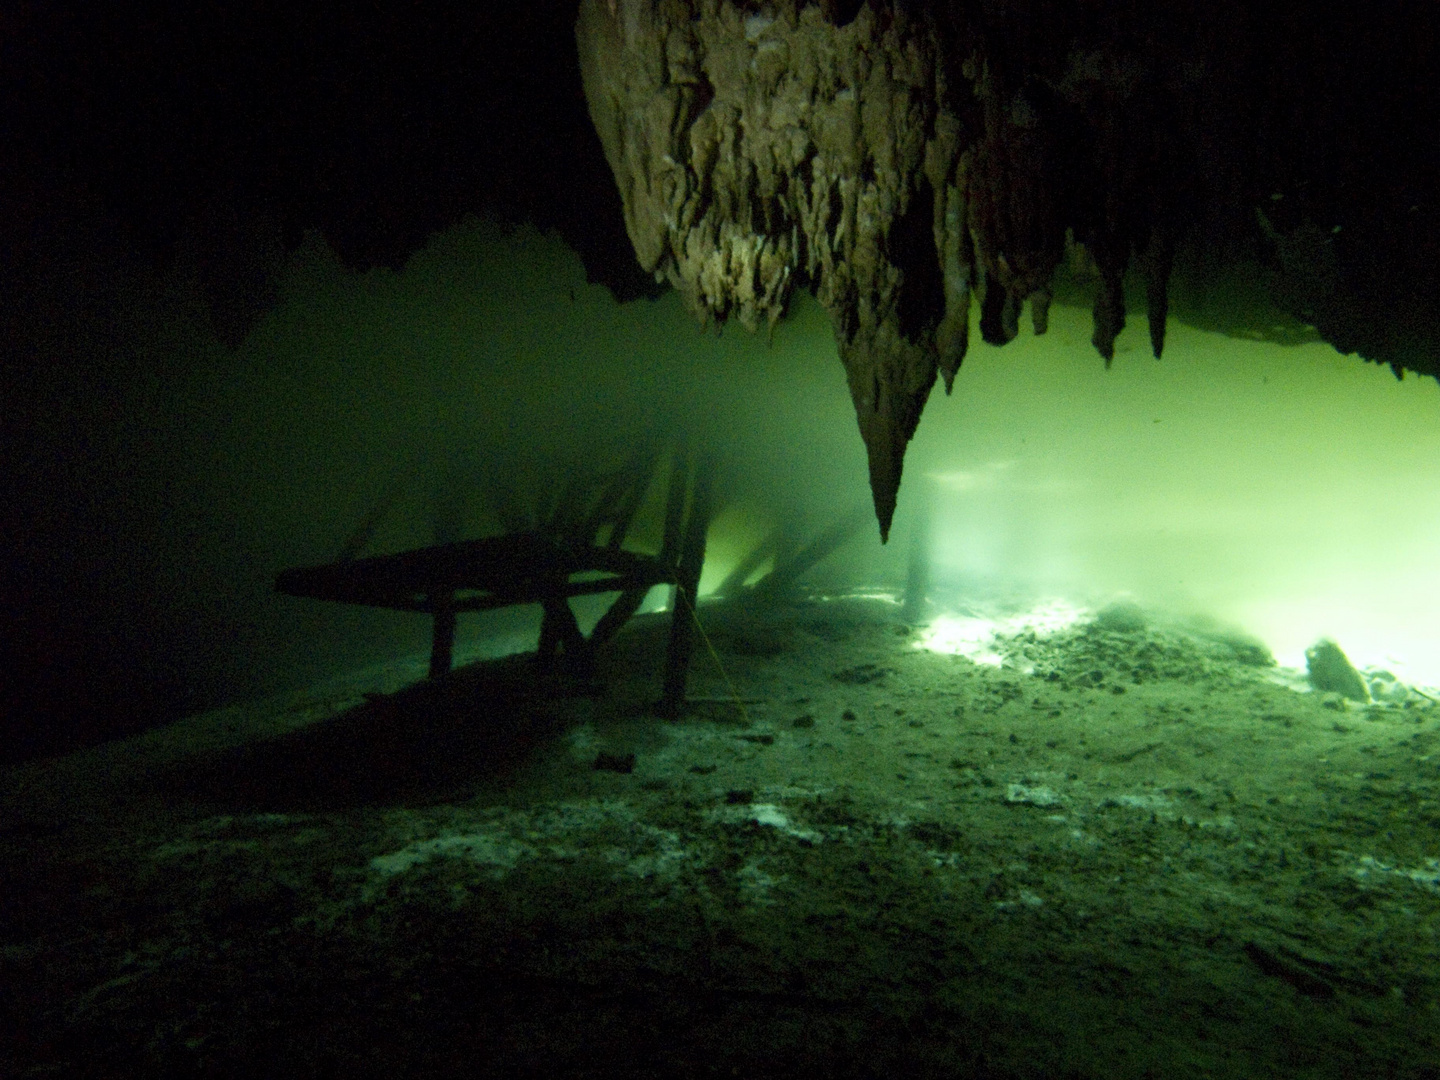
top-left (276, 444), bottom-right (715, 716)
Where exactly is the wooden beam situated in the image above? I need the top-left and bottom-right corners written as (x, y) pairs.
top-left (428, 591), bottom-right (456, 680)
top-left (587, 584), bottom-right (653, 648)
top-left (614, 453), bottom-right (659, 549)
top-left (714, 529), bottom-right (779, 596)
top-left (659, 451), bottom-right (715, 718)
top-left (538, 595), bottom-right (590, 675)
top-left (749, 504), bottom-right (869, 602)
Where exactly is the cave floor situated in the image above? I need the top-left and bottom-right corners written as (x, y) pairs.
top-left (3, 595), bottom-right (1439, 1079)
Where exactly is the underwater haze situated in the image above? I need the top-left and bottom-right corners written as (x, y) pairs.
top-left (6, 216), bottom-right (1440, 763)
top-left (1, 219), bottom-right (870, 762)
top-left (903, 299), bottom-right (1440, 686)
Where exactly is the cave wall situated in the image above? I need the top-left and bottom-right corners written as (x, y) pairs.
top-left (576, 0), bottom-right (1440, 538)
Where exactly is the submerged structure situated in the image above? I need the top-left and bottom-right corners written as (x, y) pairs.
top-left (5, 3), bottom-right (1440, 1079)
top-left (275, 443), bottom-right (716, 711)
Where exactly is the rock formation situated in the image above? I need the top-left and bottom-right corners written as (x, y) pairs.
top-left (576, 0), bottom-right (1435, 538)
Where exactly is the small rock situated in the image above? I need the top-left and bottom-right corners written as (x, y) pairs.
top-left (1366, 670), bottom-right (1411, 704)
top-left (1095, 600), bottom-right (1147, 634)
top-left (1306, 639), bottom-right (1370, 703)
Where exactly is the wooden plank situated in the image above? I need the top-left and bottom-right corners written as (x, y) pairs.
top-left (584, 443), bottom-right (657, 549)
top-left (276, 533), bottom-right (671, 608)
top-left (449, 572), bottom-right (663, 614)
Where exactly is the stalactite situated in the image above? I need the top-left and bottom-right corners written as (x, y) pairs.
top-left (576, 0), bottom-right (1196, 538)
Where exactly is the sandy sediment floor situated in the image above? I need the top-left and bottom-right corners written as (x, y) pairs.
top-left (3, 595), bottom-right (1438, 1078)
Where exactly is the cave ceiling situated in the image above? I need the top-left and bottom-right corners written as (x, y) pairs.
top-left (576, 0), bottom-right (1440, 538)
top-left (5, 1), bottom-right (1438, 542)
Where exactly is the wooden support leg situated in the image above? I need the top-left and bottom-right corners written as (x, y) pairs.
top-left (750, 504), bottom-right (869, 603)
top-left (902, 481), bottom-right (932, 624)
top-left (658, 587), bottom-right (696, 718)
top-left (659, 454), bottom-right (715, 718)
top-left (540, 595), bottom-right (592, 677)
top-left (715, 530), bottom-right (778, 597)
top-left (537, 598), bottom-right (563, 664)
top-left (429, 593), bottom-right (456, 680)
top-left (588, 583), bottom-right (653, 649)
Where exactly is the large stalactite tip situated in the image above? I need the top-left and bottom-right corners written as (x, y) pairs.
top-left (576, 0), bottom-right (1188, 537)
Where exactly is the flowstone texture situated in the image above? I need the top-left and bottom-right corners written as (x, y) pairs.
top-left (579, 1), bottom-right (968, 538)
top-left (577, 0), bottom-right (1200, 537)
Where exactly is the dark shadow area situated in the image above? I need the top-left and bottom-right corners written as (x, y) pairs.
top-left (889, 179), bottom-right (946, 343)
top-left (24, 932), bottom-right (1002, 1080)
top-left (161, 655), bottom-right (579, 813)
top-left (4, 596), bottom-right (1438, 1080)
